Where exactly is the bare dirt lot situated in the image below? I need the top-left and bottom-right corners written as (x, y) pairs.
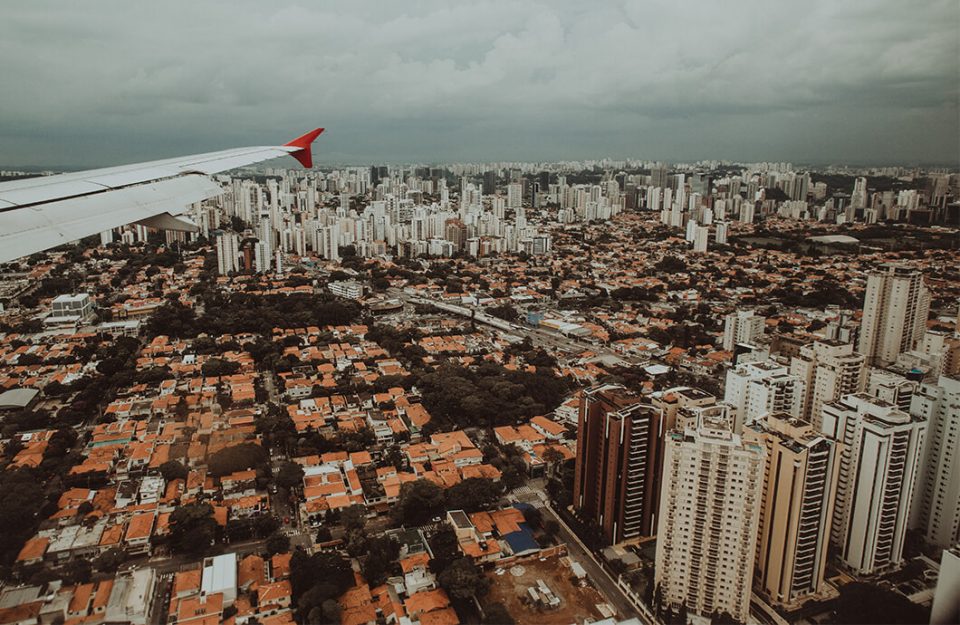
top-left (484, 555), bottom-right (608, 625)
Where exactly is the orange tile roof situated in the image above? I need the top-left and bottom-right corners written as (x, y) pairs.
top-left (16, 536), bottom-right (49, 562)
top-left (174, 569), bottom-right (202, 596)
top-left (404, 589), bottom-right (451, 617)
top-left (124, 512), bottom-right (155, 541)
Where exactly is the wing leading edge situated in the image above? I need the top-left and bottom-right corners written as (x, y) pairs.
top-left (0, 128), bottom-right (324, 263)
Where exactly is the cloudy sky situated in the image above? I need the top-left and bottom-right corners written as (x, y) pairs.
top-left (1, 0), bottom-right (957, 168)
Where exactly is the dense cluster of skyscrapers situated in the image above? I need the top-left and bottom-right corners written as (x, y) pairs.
top-left (573, 264), bottom-right (960, 621)
top-left (198, 167), bottom-right (639, 274)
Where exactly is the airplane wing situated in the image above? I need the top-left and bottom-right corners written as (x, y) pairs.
top-left (0, 128), bottom-right (324, 263)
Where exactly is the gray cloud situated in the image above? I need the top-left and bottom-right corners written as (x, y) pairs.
top-left (0, 0), bottom-right (957, 167)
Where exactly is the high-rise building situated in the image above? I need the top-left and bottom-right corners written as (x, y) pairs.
top-left (851, 176), bottom-right (868, 208)
top-left (743, 414), bottom-right (841, 608)
top-left (651, 165), bottom-right (669, 189)
top-left (858, 265), bottom-right (931, 366)
top-left (692, 225), bottom-right (709, 253)
top-left (655, 408), bottom-right (765, 623)
top-left (865, 368), bottom-right (917, 413)
top-left (820, 393), bottom-right (926, 575)
top-left (909, 375), bottom-right (960, 548)
top-left (651, 386), bottom-right (717, 432)
top-left (506, 183), bottom-right (523, 209)
top-left (715, 221), bottom-right (728, 245)
top-left (724, 360), bottom-right (802, 431)
top-left (789, 340), bottom-right (866, 428)
top-left (444, 218), bottom-right (467, 251)
top-left (215, 231), bottom-right (240, 275)
top-left (723, 310), bottom-right (766, 352)
top-left (573, 385), bottom-right (666, 544)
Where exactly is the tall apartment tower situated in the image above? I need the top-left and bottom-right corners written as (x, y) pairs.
top-left (655, 410), bottom-right (765, 623)
top-left (743, 414), bottom-right (841, 608)
top-left (858, 265), bottom-right (931, 366)
top-left (909, 375), bottom-right (960, 548)
top-left (215, 231), bottom-right (240, 275)
top-left (573, 385), bottom-right (666, 544)
top-left (723, 310), bottom-right (766, 351)
top-left (820, 393), bottom-right (926, 575)
top-left (724, 360), bottom-right (803, 432)
top-left (789, 340), bottom-right (866, 429)
top-left (506, 182), bottom-right (523, 209)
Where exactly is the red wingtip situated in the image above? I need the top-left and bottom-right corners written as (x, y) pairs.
top-left (284, 127), bottom-right (325, 168)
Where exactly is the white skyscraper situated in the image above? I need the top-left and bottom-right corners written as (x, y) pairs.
top-left (789, 340), bottom-right (866, 428)
top-left (655, 408), bottom-right (765, 622)
top-left (909, 375), bottom-right (960, 548)
top-left (715, 221), bottom-right (728, 245)
top-left (858, 264), bottom-right (931, 366)
top-left (215, 231), bottom-right (240, 275)
top-left (506, 182), bottom-right (522, 209)
top-left (317, 225), bottom-right (340, 262)
top-left (692, 225), bottom-right (709, 253)
top-left (724, 360), bottom-right (803, 431)
top-left (820, 393), bottom-right (926, 575)
top-left (254, 241), bottom-right (270, 273)
top-left (723, 310), bottom-right (766, 351)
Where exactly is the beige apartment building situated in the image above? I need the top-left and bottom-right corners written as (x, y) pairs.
top-left (743, 414), bottom-right (842, 608)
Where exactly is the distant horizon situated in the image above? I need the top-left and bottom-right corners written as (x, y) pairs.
top-left (3, 153), bottom-right (958, 174)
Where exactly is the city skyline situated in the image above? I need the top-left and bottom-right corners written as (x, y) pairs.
top-left (1, 0), bottom-right (958, 168)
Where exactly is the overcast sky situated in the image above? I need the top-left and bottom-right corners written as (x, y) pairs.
top-left (1, 0), bottom-right (957, 168)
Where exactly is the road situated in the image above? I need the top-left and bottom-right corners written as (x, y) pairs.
top-left (389, 288), bottom-right (650, 367)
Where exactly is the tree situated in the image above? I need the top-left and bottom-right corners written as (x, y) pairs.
top-left (206, 442), bottom-right (268, 477)
top-left (522, 506), bottom-right (543, 529)
top-left (428, 525), bottom-right (460, 575)
top-left (169, 502), bottom-right (217, 556)
top-left (290, 549), bottom-right (353, 622)
top-left (159, 460), bottom-right (189, 483)
top-left (541, 446), bottom-right (566, 473)
top-left (482, 603), bottom-right (515, 625)
top-left (94, 547), bottom-right (128, 572)
top-left (439, 557), bottom-right (488, 600)
top-left (486, 304), bottom-right (519, 322)
top-left (394, 479), bottom-right (446, 526)
top-left (710, 611), bottom-right (739, 625)
top-left (444, 478), bottom-right (502, 512)
top-left (265, 532), bottom-right (290, 556)
top-left (835, 582), bottom-right (928, 625)
top-left (274, 461), bottom-right (305, 490)
top-left (360, 536), bottom-right (400, 587)
top-left (0, 469), bottom-right (49, 564)
top-left (341, 504), bottom-right (367, 532)
top-left (201, 358), bottom-right (241, 378)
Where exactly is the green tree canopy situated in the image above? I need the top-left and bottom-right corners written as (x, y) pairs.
top-left (394, 479), bottom-right (446, 526)
top-left (207, 442), bottom-right (268, 477)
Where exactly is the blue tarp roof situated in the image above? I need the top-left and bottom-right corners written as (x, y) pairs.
top-left (503, 522), bottom-right (540, 554)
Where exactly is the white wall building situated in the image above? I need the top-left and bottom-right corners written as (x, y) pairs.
top-left (655, 409), bottom-right (765, 622)
top-left (859, 265), bottom-right (931, 366)
top-left (722, 310), bottom-right (766, 352)
top-left (820, 393), bottom-right (926, 575)
top-left (909, 375), bottom-right (960, 548)
top-left (790, 340), bottom-right (866, 429)
top-left (215, 231), bottom-right (240, 275)
top-left (724, 360), bottom-right (802, 432)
